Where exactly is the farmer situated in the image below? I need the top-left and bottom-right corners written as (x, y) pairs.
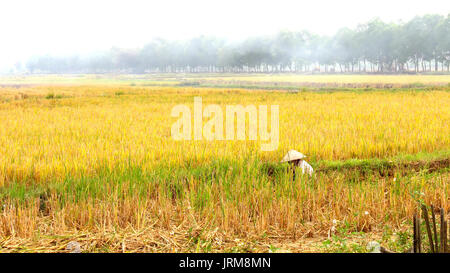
top-left (281, 150), bottom-right (314, 178)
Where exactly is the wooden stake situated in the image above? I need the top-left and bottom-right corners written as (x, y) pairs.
top-left (421, 205), bottom-right (434, 253)
top-left (431, 205), bottom-right (439, 252)
top-left (413, 214), bottom-right (418, 253)
top-left (416, 216), bottom-right (422, 253)
top-left (440, 208), bottom-right (445, 253)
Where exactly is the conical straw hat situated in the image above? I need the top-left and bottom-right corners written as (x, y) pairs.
top-left (281, 150), bottom-right (306, 163)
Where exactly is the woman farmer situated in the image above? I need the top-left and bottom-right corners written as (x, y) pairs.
top-left (281, 150), bottom-right (314, 179)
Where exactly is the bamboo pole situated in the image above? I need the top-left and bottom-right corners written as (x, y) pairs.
top-left (416, 216), bottom-right (422, 253)
top-left (440, 208), bottom-right (445, 253)
top-left (431, 205), bottom-right (439, 251)
top-left (413, 214), bottom-right (418, 253)
top-left (421, 205), bottom-right (434, 253)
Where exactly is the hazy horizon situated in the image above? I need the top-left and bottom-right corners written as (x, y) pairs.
top-left (1, 0), bottom-right (449, 71)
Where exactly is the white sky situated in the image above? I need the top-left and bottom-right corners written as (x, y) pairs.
top-left (0, 0), bottom-right (449, 70)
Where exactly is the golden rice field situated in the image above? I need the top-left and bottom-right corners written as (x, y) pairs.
top-left (0, 75), bottom-right (449, 252)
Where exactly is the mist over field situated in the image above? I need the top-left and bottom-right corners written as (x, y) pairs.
top-left (1, 0), bottom-right (449, 74)
top-left (6, 14), bottom-right (450, 74)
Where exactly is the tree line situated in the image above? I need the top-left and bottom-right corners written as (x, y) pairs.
top-left (25, 14), bottom-right (450, 74)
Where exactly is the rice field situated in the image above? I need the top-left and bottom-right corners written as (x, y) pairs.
top-left (1, 73), bottom-right (450, 87)
top-left (0, 74), bottom-right (449, 252)
top-left (196, 74), bottom-right (450, 87)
